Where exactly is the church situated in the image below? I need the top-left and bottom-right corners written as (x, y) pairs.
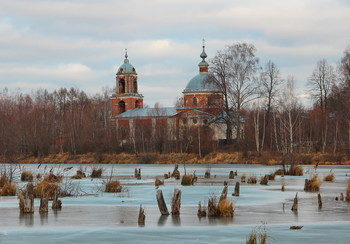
top-left (110, 44), bottom-right (229, 152)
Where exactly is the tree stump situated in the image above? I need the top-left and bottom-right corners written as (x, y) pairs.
top-left (260, 175), bottom-right (269, 185)
top-left (220, 185), bottom-right (228, 201)
top-left (281, 184), bottom-right (285, 192)
top-left (229, 171), bottom-right (235, 179)
top-left (291, 193), bottom-right (298, 212)
top-left (52, 190), bottom-right (62, 209)
top-left (39, 195), bottom-right (49, 213)
top-left (171, 189), bottom-right (181, 215)
top-left (134, 168), bottom-right (141, 179)
top-left (156, 189), bottom-right (169, 215)
top-left (19, 183), bottom-right (34, 213)
top-left (340, 193), bottom-right (344, 201)
top-left (138, 205), bottom-right (145, 225)
top-left (232, 182), bottom-right (240, 196)
top-left (197, 201), bottom-right (206, 217)
top-left (172, 164), bottom-right (180, 180)
top-left (318, 193), bottom-right (322, 208)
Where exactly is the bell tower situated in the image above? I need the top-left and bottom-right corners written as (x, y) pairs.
top-left (111, 50), bottom-right (144, 117)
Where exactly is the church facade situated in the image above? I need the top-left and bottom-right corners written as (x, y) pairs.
top-left (111, 45), bottom-right (228, 151)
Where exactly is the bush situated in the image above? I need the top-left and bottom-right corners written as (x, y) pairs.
top-left (0, 183), bottom-right (17, 196)
top-left (91, 168), bottom-right (103, 178)
top-left (181, 174), bottom-right (194, 186)
top-left (34, 181), bottom-right (60, 199)
top-left (324, 172), bottom-right (335, 182)
top-left (217, 198), bottom-right (234, 217)
top-left (105, 180), bottom-right (122, 193)
top-left (21, 171), bottom-right (33, 182)
top-left (304, 175), bottom-right (320, 192)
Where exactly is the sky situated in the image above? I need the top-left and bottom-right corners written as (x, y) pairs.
top-left (0, 0), bottom-right (349, 107)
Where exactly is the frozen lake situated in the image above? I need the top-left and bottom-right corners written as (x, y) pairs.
top-left (0, 163), bottom-right (350, 243)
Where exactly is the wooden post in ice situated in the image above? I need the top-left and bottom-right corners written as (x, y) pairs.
top-left (171, 189), bottom-right (181, 215)
top-left (291, 192), bottom-right (298, 212)
top-left (232, 182), bottom-right (240, 196)
top-left (156, 189), bottom-right (169, 215)
top-left (39, 194), bottom-right (49, 213)
top-left (318, 193), bottom-right (322, 208)
top-left (138, 205), bottom-right (145, 225)
top-left (19, 183), bottom-right (34, 213)
top-left (52, 189), bottom-right (62, 209)
top-left (220, 185), bottom-right (228, 201)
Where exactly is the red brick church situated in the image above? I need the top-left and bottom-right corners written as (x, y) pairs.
top-left (111, 44), bottom-right (228, 151)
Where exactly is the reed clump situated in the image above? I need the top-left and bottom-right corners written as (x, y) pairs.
top-left (247, 176), bottom-right (257, 184)
top-left (288, 165), bottom-right (304, 176)
top-left (217, 198), bottom-right (234, 217)
top-left (246, 225), bottom-right (268, 244)
top-left (323, 172), bottom-right (335, 182)
top-left (304, 174), bottom-right (320, 192)
top-left (105, 180), bottom-right (122, 193)
top-left (181, 174), bottom-right (194, 186)
top-left (34, 181), bottom-right (60, 199)
top-left (21, 171), bottom-right (33, 182)
top-left (0, 182), bottom-right (17, 196)
top-left (91, 168), bottom-right (103, 178)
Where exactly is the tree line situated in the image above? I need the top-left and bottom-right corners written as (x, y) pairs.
top-left (0, 43), bottom-right (349, 160)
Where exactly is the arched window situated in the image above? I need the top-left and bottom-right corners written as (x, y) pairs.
top-left (133, 79), bottom-right (137, 93)
top-left (119, 101), bottom-right (126, 114)
top-left (192, 118), bottom-right (197, 124)
top-left (135, 100), bottom-right (140, 108)
top-left (192, 97), bottom-right (198, 106)
top-left (119, 79), bottom-right (125, 94)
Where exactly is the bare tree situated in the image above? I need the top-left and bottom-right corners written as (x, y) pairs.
top-left (308, 59), bottom-right (337, 111)
top-left (209, 43), bottom-right (260, 142)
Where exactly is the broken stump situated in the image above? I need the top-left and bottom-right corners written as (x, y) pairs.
top-left (232, 182), bottom-right (240, 196)
top-left (291, 193), bottom-right (298, 212)
top-left (171, 189), bottom-right (181, 215)
top-left (138, 205), bottom-right (145, 225)
top-left (156, 189), bottom-right (169, 215)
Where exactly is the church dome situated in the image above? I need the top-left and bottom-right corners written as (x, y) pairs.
top-left (185, 73), bottom-right (216, 90)
top-left (117, 51), bottom-right (136, 74)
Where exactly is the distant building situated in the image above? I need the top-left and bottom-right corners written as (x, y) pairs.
top-left (111, 45), bottom-right (230, 149)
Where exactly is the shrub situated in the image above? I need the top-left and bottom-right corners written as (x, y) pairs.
top-left (217, 198), bottom-right (234, 217)
top-left (289, 165), bottom-right (304, 176)
top-left (323, 172), bottom-right (335, 182)
top-left (91, 168), bottom-right (103, 178)
top-left (155, 177), bottom-right (164, 186)
top-left (304, 175), bottom-right (320, 192)
top-left (105, 180), bottom-right (122, 193)
top-left (247, 176), bottom-right (257, 184)
top-left (34, 181), bottom-right (60, 199)
top-left (21, 171), bottom-right (33, 182)
top-left (0, 183), bottom-right (17, 196)
top-left (181, 174), bottom-right (194, 186)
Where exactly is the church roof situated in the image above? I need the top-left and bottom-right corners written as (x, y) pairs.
top-left (118, 50), bottom-right (136, 73)
top-left (116, 107), bottom-right (179, 118)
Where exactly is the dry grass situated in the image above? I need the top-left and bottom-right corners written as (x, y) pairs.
top-left (0, 174), bottom-right (8, 187)
top-left (217, 198), bottom-right (234, 217)
top-left (44, 173), bottom-right (62, 183)
top-left (105, 180), bottom-right (122, 193)
top-left (241, 173), bottom-right (247, 183)
top-left (34, 181), bottom-right (60, 199)
top-left (323, 172), bottom-right (335, 182)
top-left (21, 171), bottom-right (33, 182)
top-left (289, 165), bottom-right (304, 176)
top-left (304, 174), bottom-right (320, 192)
top-left (72, 170), bottom-right (85, 179)
top-left (0, 183), bottom-right (17, 196)
top-left (266, 159), bottom-right (278, 165)
top-left (181, 174), bottom-right (194, 186)
top-left (91, 168), bottom-right (103, 178)
top-left (247, 176), bottom-right (257, 184)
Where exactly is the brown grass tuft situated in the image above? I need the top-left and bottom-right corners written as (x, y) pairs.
top-left (289, 165), bottom-right (304, 176)
top-left (181, 174), bottom-right (194, 186)
top-left (0, 174), bottom-right (8, 187)
top-left (323, 172), bottom-right (335, 182)
top-left (105, 180), bottom-right (122, 193)
top-left (91, 168), bottom-right (103, 178)
top-left (241, 173), bottom-right (247, 183)
top-left (274, 168), bottom-right (284, 175)
top-left (246, 225), bottom-right (268, 244)
top-left (0, 183), bottom-right (17, 196)
top-left (247, 176), bottom-right (257, 184)
top-left (34, 181), bottom-right (60, 199)
top-left (44, 173), bottom-right (62, 183)
top-left (304, 174), bottom-right (320, 192)
top-left (21, 171), bottom-right (33, 182)
top-left (217, 198), bottom-right (234, 217)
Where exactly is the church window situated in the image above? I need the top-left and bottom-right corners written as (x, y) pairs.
top-left (203, 119), bottom-right (208, 125)
top-left (119, 79), bottom-right (125, 94)
top-left (192, 119), bottom-right (197, 124)
top-left (193, 97), bottom-right (198, 106)
top-left (119, 101), bottom-right (126, 113)
top-left (135, 100), bottom-right (140, 108)
top-left (182, 118), bottom-right (187, 124)
top-left (133, 79), bottom-right (137, 93)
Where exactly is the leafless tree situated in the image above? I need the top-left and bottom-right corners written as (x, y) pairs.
top-left (308, 59), bottom-right (337, 111)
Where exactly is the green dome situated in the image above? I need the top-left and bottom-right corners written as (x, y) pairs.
top-left (118, 51), bottom-right (136, 73)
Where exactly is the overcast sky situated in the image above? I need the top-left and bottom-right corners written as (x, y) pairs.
top-left (0, 0), bottom-right (349, 107)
